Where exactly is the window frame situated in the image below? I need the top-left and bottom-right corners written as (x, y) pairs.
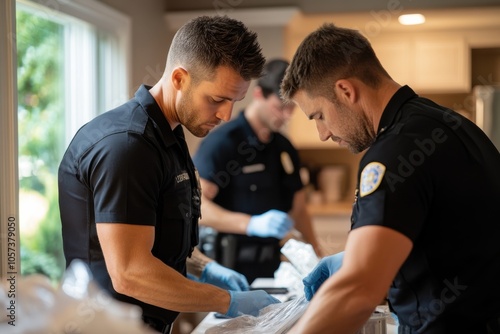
top-left (0, 0), bottom-right (131, 278)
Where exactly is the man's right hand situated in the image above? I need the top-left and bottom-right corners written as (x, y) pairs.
top-left (246, 209), bottom-right (293, 239)
top-left (225, 290), bottom-right (281, 317)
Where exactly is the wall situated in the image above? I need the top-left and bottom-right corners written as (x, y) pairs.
top-left (98, 0), bottom-right (173, 97)
top-left (472, 48), bottom-right (500, 86)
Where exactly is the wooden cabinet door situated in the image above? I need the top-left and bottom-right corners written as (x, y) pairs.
top-left (414, 35), bottom-right (470, 93)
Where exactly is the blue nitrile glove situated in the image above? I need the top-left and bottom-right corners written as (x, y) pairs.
top-left (303, 251), bottom-right (344, 301)
top-left (225, 290), bottom-right (281, 318)
top-left (200, 261), bottom-right (249, 291)
top-left (246, 209), bottom-right (293, 239)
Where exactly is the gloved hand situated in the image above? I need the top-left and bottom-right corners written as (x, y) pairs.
top-left (225, 290), bottom-right (281, 318)
top-left (303, 251), bottom-right (344, 301)
top-left (246, 209), bottom-right (293, 239)
top-left (200, 261), bottom-right (249, 291)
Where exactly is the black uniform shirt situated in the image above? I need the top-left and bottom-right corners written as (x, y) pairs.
top-left (58, 85), bottom-right (199, 325)
top-left (194, 111), bottom-right (303, 215)
top-left (351, 86), bottom-right (500, 333)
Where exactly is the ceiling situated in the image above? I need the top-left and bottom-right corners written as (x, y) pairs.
top-left (165, 0), bottom-right (500, 13)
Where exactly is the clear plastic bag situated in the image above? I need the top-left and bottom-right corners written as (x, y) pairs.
top-left (206, 295), bottom-right (309, 334)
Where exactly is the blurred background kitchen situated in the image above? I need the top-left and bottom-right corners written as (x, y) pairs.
top-left (1, 0), bottom-right (500, 332)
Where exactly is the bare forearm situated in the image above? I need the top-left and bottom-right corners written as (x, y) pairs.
top-left (291, 226), bottom-right (412, 333)
top-left (186, 247), bottom-right (213, 278)
top-left (289, 273), bottom-right (376, 333)
top-left (293, 210), bottom-right (322, 256)
top-left (290, 190), bottom-right (323, 256)
top-left (111, 254), bottom-right (230, 314)
top-left (200, 197), bottom-right (251, 234)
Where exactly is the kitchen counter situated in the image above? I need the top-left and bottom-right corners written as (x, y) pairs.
top-left (191, 278), bottom-right (398, 333)
top-left (192, 311), bottom-right (398, 334)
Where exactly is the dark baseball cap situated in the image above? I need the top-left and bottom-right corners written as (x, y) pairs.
top-left (257, 59), bottom-right (289, 98)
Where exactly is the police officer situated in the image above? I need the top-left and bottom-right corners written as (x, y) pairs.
top-left (58, 16), bottom-right (280, 333)
top-left (280, 23), bottom-right (500, 333)
top-left (193, 59), bottom-right (322, 283)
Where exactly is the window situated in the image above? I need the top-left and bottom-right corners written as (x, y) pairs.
top-left (7, 0), bottom-right (130, 282)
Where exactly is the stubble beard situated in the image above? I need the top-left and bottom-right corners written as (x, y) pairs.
top-left (177, 88), bottom-right (210, 138)
top-left (336, 102), bottom-right (375, 154)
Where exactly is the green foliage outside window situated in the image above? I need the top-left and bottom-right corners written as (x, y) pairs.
top-left (17, 9), bottom-right (66, 283)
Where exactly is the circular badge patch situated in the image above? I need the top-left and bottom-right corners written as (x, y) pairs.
top-left (360, 162), bottom-right (386, 197)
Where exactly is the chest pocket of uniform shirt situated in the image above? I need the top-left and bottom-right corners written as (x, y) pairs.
top-left (155, 178), bottom-right (193, 265)
top-left (232, 169), bottom-right (274, 193)
top-left (228, 170), bottom-right (280, 214)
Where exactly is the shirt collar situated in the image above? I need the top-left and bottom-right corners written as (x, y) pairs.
top-left (238, 110), bottom-right (280, 147)
top-left (238, 111), bottom-right (263, 147)
top-left (377, 85), bottom-right (417, 135)
top-left (134, 84), bottom-right (178, 147)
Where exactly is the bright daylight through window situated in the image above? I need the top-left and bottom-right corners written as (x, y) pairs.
top-left (16, 0), bottom-right (129, 282)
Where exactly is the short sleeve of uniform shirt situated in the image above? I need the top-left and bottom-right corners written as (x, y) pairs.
top-left (62, 99), bottom-right (169, 227)
top-left (78, 131), bottom-right (163, 225)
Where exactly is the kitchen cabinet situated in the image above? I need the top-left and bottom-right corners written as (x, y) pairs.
top-left (371, 36), bottom-right (413, 87)
top-left (371, 33), bottom-right (471, 93)
top-left (295, 147), bottom-right (362, 215)
top-left (312, 214), bottom-right (351, 255)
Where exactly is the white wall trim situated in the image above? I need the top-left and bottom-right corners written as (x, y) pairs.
top-left (27, 0), bottom-right (130, 35)
top-left (164, 6), bottom-right (300, 31)
top-left (0, 0), bottom-right (20, 279)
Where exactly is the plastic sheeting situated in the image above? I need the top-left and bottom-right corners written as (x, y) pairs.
top-left (206, 295), bottom-right (309, 334)
top-left (0, 260), bottom-right (155, 334)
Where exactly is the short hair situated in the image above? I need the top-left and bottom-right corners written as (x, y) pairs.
top-left (167, 15), bottom-right (265, 83)
top-left (257, 59), bottom-right (289, 99)
top-left (281, 23), bottom-right (390, 101)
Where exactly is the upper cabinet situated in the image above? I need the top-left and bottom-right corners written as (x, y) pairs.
top-left (371, 33), bottom-right (470, 93)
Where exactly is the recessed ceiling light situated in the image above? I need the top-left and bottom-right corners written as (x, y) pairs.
top-left (398, 14), bottom-right (426, 25)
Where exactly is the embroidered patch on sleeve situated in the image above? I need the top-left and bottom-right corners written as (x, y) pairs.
top-left (360, 162), bottom-right (386, 197)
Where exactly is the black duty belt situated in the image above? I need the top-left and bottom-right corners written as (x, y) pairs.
top-left (142, 316), bottom-right (172, 334)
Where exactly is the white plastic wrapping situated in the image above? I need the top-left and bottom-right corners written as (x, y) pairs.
top-left (0, 260), bottom-right (155, 334)
top-left (210, 239), bottom-right (389, 333)
top-left (279, 239), bottom-right (319, 277)
top-left (273, 262), bottom-right (304, 295)
top-left (274, 239), bottom-right (320, 297)
top-left (206, 295), bottom-right (309, 334)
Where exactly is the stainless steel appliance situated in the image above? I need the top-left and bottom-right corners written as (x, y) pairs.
top-left (474, 85), bottom-right (500, 151)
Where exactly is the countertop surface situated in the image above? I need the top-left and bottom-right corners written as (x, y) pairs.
top-left (191, 278), bottom-right (398, 334)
